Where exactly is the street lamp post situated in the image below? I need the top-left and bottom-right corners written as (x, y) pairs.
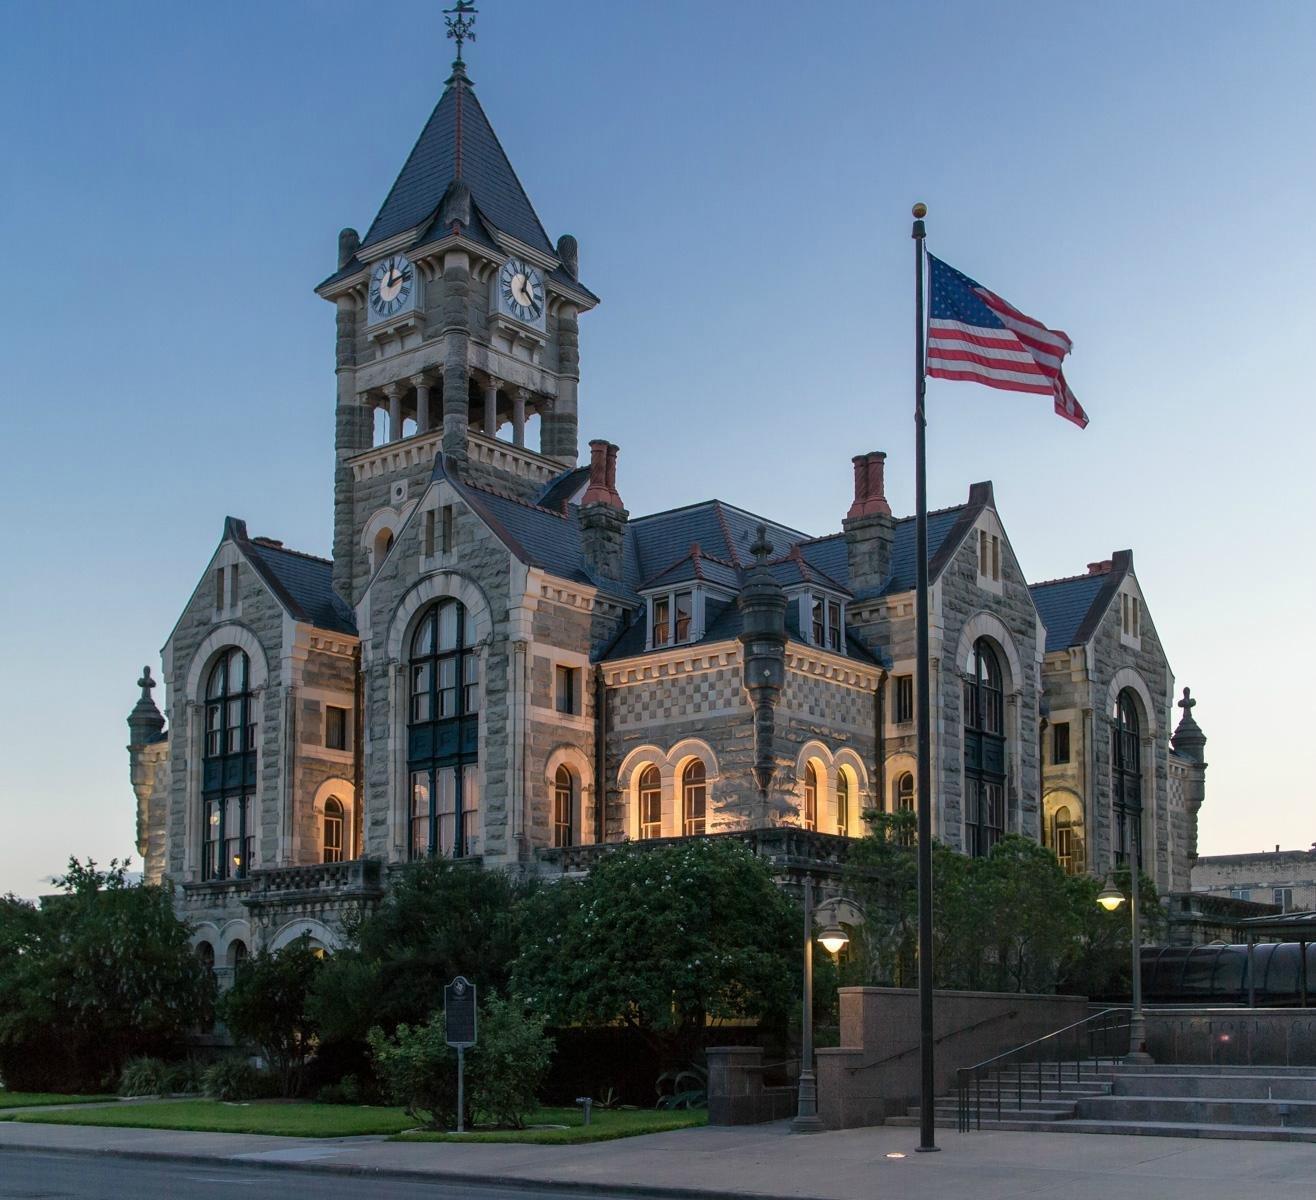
top-left (793, 882), bottom-right (865, 1133)
top-left (1096, 836), bottom-right (1153, 1063)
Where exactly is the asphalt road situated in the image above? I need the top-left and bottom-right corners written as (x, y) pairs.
top-left (0, 1150), bottom-right (646, 1200)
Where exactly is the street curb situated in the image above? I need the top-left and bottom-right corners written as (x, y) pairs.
top-left (0, 1137), bottom-right (832, 1200)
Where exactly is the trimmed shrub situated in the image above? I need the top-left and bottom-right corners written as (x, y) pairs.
top-left (201, 1058), bottom-right (273, 1101)
top-left (369, 1014), bottom-right (456, 1129)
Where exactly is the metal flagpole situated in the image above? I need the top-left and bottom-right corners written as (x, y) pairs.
top-left (911, 201), bottom-right (939, 1153)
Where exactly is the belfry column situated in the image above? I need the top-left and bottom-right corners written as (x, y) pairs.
top-left (386, 382), bottom-right (405, 442)
top-left (412, 374), bottom-right (433, 434)
top-left (484, 379), bottom-right (499, 436)
top-left (512, 389), bottom-right (527, 447)
top-left (441, 248), bottom-right (471, 467)
top-left (541, 302), bottom-right (580, 465)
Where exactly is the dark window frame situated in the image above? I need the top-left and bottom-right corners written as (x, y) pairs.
top-left (552, 765), bottom-right (574, 848)
top-left (1112, 689), bottom-right (1142, 866)
top-left (895, 675), bottom-right (914, 724)
top-left (555, 665), bottom-right (579, 715)
top-left (201, 647), bottom-right (256, 881)
top-left (963, 638), bottom-right (1006, 857)
top-left (1052, 721), bottom-right (1070, 765)
top-left (407, 599), bottom-right (480, 859)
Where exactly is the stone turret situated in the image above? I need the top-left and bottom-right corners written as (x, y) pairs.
top-left (126, 667), bottom-right (169, 875)
top-left (1171, 687), bottom-right (1207, 764)
top-left (738, 526), bottom-right (787, 807)
top-left (127, 666), bottom-right (165, 746)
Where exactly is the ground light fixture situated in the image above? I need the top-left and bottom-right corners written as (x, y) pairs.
top-left (1097, 875), bottom-right (1126, 911)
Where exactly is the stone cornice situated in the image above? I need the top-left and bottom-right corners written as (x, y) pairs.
top-left (785, 648), bottom-right (881, 691)
top-left (528, 569), bottom-right (627, 620)
top-left (602, 642), bottom-right (741, 687)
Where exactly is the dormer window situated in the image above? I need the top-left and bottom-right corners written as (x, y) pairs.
top-left (649, 588), bottom-right (696, 649)
top-left (978, 529), bottom-right (1001, 583)
top-left (1121, 593), bottom-right (1140, 638)
top-left (800, 592), bottom-right (844, 653)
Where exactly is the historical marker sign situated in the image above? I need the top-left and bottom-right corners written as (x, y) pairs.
top-left (445, 975), bottom-right (477, 1048)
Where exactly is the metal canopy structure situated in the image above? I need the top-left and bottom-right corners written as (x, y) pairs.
top-left (1237, 911), bottom-right (1316, 1008)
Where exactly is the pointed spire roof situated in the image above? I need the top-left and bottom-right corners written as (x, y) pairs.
top-left (358, 64), bottom-right (555, 257)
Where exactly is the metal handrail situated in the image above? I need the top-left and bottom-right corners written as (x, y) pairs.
top-left (956, 1006), bottom-right (1131, 1132)
top-left (846, 1008), bottom-right (1021, 1074)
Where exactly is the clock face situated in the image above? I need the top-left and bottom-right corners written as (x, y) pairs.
top-left (368, 254), bottom-right (415, 321)
top-left (498, 257), bottom-right (545, 324)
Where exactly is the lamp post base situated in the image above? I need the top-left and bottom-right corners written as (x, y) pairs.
top-left (1125, 1011), bottom-right (1154, 1064)
top-left (792, 1070), bottom-right (825, 1133)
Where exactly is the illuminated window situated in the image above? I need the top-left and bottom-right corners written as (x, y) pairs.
top-left (638, 765), bottom-right (662, 839)
top-left (802, 763), bottom-right (818, 831)
top-left (553, 765), bottom-right (574, 848)
top-left (1051, 804), bottom-right (1077, 875)
top-left (893, 772), bottom-right (915, 846)
top-left (836, 770), bottom-right (851, 837)
top-left (323, 796), bottom-right (345, 863)
top-left (682, 760), bottom-right (707, 836)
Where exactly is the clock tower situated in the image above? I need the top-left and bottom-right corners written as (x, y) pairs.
top-left (315, 39), bottom-right (598, 605)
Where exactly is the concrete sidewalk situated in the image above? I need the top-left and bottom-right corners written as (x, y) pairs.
top-left (3, 1117), bottom-right (1316, 1200)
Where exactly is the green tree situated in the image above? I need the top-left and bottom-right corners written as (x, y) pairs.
top-left (512, 839), bottom-right (797, 1066)
top-left (218, 934), bottom-right (323, 1096)
top-left (309, 859), bottom-right (526, 1046)
top-left (0, 858), bottom-right (212, 1092)
top-left (1061, 866), bottom-right (1164, 999)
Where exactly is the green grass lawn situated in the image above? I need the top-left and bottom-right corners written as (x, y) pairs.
top-left (12, 1099), bottom-right (416, 1138)
top-left (10, 1097), bottom-right (707, 1143)
top-left (0, 1091), bottom-right (115, 1110)
top-left (396, 1106), bottom-right (707, 1144)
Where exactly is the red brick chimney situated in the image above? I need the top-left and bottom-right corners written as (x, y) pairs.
top-left (582, 439), bottom-right (615, 508)
top-left (847, 452), bottom-right (892, 519)
top-left (1087, 560), bottom-right (1113, 576)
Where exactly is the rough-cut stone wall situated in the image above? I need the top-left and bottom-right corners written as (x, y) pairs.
top-left (1192, 851), bottom-right (1316, 911)
top-left (358, 481), bottom-right (515, 863)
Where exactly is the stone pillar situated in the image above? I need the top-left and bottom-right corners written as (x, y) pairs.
top-left (541, 302), bottom-right (580, 465)
top-left (484, 379), bottom-right (499, 437)
top-left (512, 389), bottom-right (527, 447)
top-left (333, 294), bottom-right (370, 604)
top-left (385, 382), bottom-right (404, 442)
top-left (738, 526), bottom-right (787, 814)
top-left (412, 374), bottom-right (432, 434)
top-left (441, 249), bottom-right (471, 467)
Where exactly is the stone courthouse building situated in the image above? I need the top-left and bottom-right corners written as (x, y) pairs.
top-left (125, 50), bottom-right (1210, 967)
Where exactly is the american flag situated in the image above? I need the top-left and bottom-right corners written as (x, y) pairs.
top-left (926, 254), bottom-right (1089, 429)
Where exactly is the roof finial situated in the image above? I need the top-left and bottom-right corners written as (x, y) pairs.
top-left (445, 1), bottom-right (477, 65)
top-left (137, 666), bottom-right (156, 701)
top-left (750, 524), bottom-right (774, 565)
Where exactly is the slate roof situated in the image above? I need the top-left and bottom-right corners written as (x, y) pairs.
top-left (227, 518), bottom-right (357, 636)
top-left (361, 69), bottom-right (554, 255)
top-left (629, 501), bottom-right (807, 586)
top-left (1029, 553), bottom-right (1130, 652)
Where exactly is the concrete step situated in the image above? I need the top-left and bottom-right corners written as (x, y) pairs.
top-left (968, 1081), bottom-right (1113, 1097)
top-left (884, 1114), bottom-right (1316, 1142)
top-left (919, 1102), bottom-right (1077, 1121)
top-left (1077, 1094), bottom-right (1316, 1128)
top-left (1111, 1073), bottom-right (1316, 1100)
top-left (1112, 1062), bottom-right (1316, 1077)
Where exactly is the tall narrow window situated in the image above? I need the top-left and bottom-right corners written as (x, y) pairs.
top-left (682, 760), bottom-right (707, 836)
top-left (674, 591), bottom-right (693, 642)
top-left (407, 599), bottom-right (480, 859)
top-left (441, 505), bottom-right (455, 553)
top-left (827, 600), bottom-right (842, 651)
top-left (652, 596), bottom-right (671, 647)
top-left (325, 705), bottom-right (348, 751)
top-left (423, 509), bottom-right (436, 557)
top-left (201, 648), bottom-right (255, 881)
top-left (1052, 721), bottom-right (1070, 765)
top-left (638, 765), bottom-right (662, 839)
top-left (895, 675), bottom-right (914, 724)
top-left (1112, 690), bottom-right (1142, 866)
top-left (802, 763), bottom-right (818, 831)
top-left (555, 665), bottom-right (579, 715)
top-left (323, 796), bottom-right (345, 863)
top-left (229, 563), bottom-right (240, 605)
top-left (812, 596), bottom-right (826, 645)
top-left (215, 568), bottom-right (225, 611)
top-left (963, 638), bottom-right (1005, 857)
top-left (836, 770), bottom-right (850, 837)
top-left (893, 771), bottom-right (916, 846)
top-left (1051, 804), bottom-right (1075, 874)
top-left (553, 765), bottom-right (574, 848)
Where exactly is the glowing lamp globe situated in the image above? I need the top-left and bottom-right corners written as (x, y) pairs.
top-left (1097, 876), bottom-right (1126, 912)
top-left (818, 924), bottom-right (850, 955)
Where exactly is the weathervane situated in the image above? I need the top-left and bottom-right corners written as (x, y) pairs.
top-left (444, 1), bottom-right (478, 63)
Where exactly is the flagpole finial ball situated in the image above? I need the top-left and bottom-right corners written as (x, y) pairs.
top-left (912, 202), bottom-right (927, 219)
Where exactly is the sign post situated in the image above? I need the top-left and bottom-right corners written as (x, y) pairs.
top-left (444, 975), bottom-right (477, 1133)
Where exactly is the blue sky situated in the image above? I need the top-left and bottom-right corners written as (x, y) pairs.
top-left (2, 1), bottom-right (1312, 896)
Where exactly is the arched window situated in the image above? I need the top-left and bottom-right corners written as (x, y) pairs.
top-left (196, 941), bottom-right (215, 974)
top-left (408, 599), bottom-right (480, 859)
top-left (802, 763), bottom-right (818, 831)
top-left (1113, 690), bottom-right (1142, 866)
top-left (202, 648), bottom-right (255, 881)
top-left (638, 765), bottom-right (662, 839)
top-left (553, 765), bottom-right (574, 848)
top-left (229, 940), bottom-right (248, 974)
top-left (323, 796), bottom-right (345, 863)
top-left (963, 638), bottom-right (1005, 857)
top-left (836, 770), bottom-right (851, 837)
top-left (1051, 804), bottom-right (1076, 874)
top-left (682, 760), bottom-right (707, 837)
